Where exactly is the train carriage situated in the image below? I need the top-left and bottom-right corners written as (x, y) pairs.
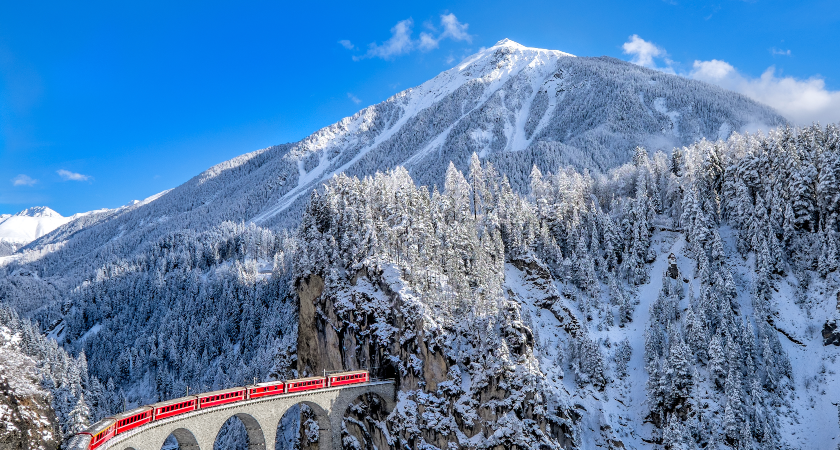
top-left (328, 370), bottom-right (369, 387)
top-left (197, 387), bottom-right (246, 408)
top-left (111, 406), bottom-right (153, 434)
top-left (152, 396), bottom-right (198, 420)
top-left (285, 376), bottom-right (326, 393)
top-left (69, 418), bottom-right (116, 450)
top-left (247, 380), bottom-right (285, 399)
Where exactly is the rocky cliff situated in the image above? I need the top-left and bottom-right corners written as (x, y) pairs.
top-left (296, 261), bottom-right (580, 449)
top-left (0, 326), bottom-right (60, 450)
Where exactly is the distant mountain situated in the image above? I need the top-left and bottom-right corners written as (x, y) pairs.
top-left (0, 207), bottom-right (70, 254)
top-left (19, 39), bottom-right (785, 277)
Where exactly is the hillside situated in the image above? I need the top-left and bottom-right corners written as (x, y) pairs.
top-left (2, 122), bottom-right (836, 449)
top-left (7, 40), bottom-right (834, 450)
top-left (0, 208), bottom-right (71, 257)
top-left (15, 39), bottom-right (784, 281)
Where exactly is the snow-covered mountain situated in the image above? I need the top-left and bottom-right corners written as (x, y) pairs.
top-left (0, 207), bottom-right (73, 257)
top-left (8, 39), bottom-right (835, 450)
top-left (20, 39), bottom-right (784, 279)
top-left (0, 207), bottom-right (69, 244)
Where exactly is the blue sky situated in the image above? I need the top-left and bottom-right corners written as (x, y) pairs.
top-left (1, 0), bottom-right (838, 216)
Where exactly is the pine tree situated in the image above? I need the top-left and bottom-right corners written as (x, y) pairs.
top-left (67, 393), bottom-right (91, 434)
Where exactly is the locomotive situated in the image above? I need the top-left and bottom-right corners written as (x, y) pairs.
top-left (66, 370), bottom-right (369, 450)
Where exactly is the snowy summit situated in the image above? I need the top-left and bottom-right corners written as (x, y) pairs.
top-left (0, 206), bottom-right (70, 244)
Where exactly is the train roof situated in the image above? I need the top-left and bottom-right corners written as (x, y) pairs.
top-left (329, 370), bottom-right (368, 376)
top-left (110, 406), bottom-right (153, 421)
top-left (82, 418), bottom-right (115, 435)
top-left (251, 379), bottom-right (285, 387)
top-left (66, 434), bottom-right (92, 450)
top-left (286, 376), bottom-right (326, 383)
top-left (196, 386), bottom-right (246, 398)
top-left (151, 395), bottom-right (198, 409)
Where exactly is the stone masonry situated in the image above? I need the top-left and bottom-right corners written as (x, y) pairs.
top-left (101, 381), bottom-right (395, 450)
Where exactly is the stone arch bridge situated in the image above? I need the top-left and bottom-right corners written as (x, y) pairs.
top-left (102, 381), bottom-right (395, 450)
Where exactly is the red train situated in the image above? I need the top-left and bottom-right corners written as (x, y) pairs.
top-left (67, 370), bottom-right (370, 450)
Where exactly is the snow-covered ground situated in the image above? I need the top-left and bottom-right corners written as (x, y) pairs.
top-left (0, 325), bottom-right (58, 449)
top-left (0, 207), bottom-right (70, 245)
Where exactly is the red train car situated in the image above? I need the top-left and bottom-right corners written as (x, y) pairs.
top-left (152, 396), bottom-right (197, 420)
top-left (197, 387), bottom-right (246, 408)
top-left (68, 418), bottom-right (116, 450)
top-left (285, 376), bottom-right (326, 393)
top-left (328, 370), bottom-right (369, 387)
top-left (112, 406), bottom-right (153, 434)
top-left (247, 380), bottom-right (285, 399)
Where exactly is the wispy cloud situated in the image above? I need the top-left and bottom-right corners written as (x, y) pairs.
top-left (622, 35), bottom-right (674, 73)
top-left (770, 48), bottom-right (792, 56)
top-left (439, 13), bottom-right (472, 42)
top-left (57, 169), bottom-right (91, 181)
top-left (348, 14), bottom-right (473, 61)
top-left (11, 174), bottom-right (37, 186)
top-left (354, 19), bottom-right (415, 61)
top-left (621, 35), bottom-right (840, 125)
top-left (347, 93), bottom-right (362, 104)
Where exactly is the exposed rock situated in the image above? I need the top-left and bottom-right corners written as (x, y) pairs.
top-left (822, 320), bottom-right (840, 346)
top-left (0, 328), bottom-right (60, 450)
top-left (666, 253), bottom-right (679, 280)
top-left (296, 263), bottom-right (578, 449)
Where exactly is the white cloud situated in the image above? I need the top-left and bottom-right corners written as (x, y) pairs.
top-left (347, 93), bottom-right (362, 104)
top-left (621, 35), bottom-right (840, 125)
top-left (621, 35), bottom-right (675, 74)
top-left (57, 169), bottom-right (91, 181)
top-left (439, 13), bottom-right (472, 43)
top-left (418, 32), bottom-right (439, 52)
top-left (351, 14), bottom-right (473, 60)
top-left (11, 174), bottom-right (37, 186)
top-left (338, 40), bottom-right (355, 50)
top-left (622, 35), bottom-right (665, 69)
top-left (690, 60), bottom-right (840, 125)
top-left (356, 19), bottom-right (415, 61)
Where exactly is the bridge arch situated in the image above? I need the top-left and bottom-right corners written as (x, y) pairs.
top-left (213, 412), bottom-right (266, 450)
top-left (274, 400), bottom-right (331, 449)
top-left (163, 427), bottom-right (200, 450)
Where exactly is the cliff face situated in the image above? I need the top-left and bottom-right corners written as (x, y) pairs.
top-left (0, 327), bottom-right (60, 450)
top-left (296, 262), bottom-right (579, 450)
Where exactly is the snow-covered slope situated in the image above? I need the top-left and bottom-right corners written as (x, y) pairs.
top-left (0, 207), bottom-right (70, 245)
top-left (3, 123), bottom-right (838, 449)
top-left (20, 39), bottom-right (785, 280)
top-left (0, 324), bottom-right (60, 450)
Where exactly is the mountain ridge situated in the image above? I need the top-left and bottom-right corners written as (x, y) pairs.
top-left (12, 39), bottom-right (785, 280)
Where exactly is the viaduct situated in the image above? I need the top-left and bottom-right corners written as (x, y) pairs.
top-left (101, 381), bottom-right (396, 450)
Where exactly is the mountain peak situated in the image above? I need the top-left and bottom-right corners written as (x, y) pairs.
top-left (493, 38), bottom-right (523, 48)
top-left (14, 206), bottom-right (62, 218)
top-left (484, 38), bottom-right (574, 57)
